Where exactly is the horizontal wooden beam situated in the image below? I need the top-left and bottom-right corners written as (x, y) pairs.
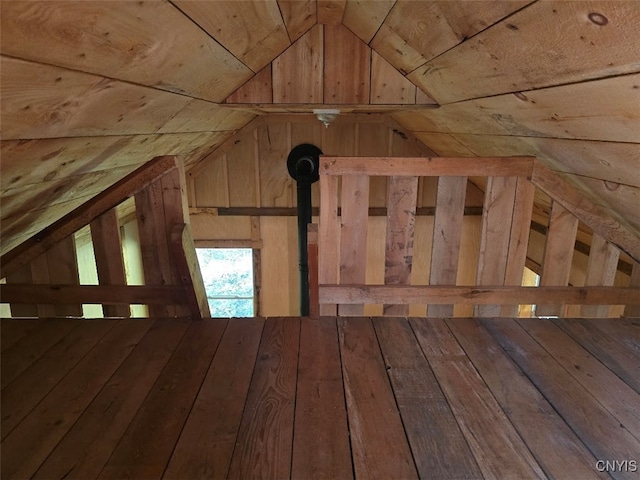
top-left (319, 285), bottom-right (640, 306)
top-left (531, 162), bottom-right (640, 263)
top-left (1, 156), bottom-right (179, 279)
top-left (319, 156), bottom-right (535, 177)
top-left (190, 206), bottom-right (484, 217)
top-left (0, 284), bottom-right (188, 305)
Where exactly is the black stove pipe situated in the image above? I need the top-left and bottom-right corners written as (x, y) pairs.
top-left (287, 144), bottom-right (322, 316)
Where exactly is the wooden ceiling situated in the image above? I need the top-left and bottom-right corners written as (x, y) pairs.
top-left (1, 0), bottom-right (639, 256)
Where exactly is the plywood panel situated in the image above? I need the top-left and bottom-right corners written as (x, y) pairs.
top-left (323, 25), bottom-right (370, 104)
top-left (277, 0), bottom-right (316, 41)
top-left (192, 155), bottom-right (229, 208)
top-left (342, 0), bottom-right (395, 43)
top-left (0, 1), bottom-right (252, 102)
top-left (273, 25), bottom-right (323, 103)
top-left (370, 52), bottom-right (417, 104)
top-left (225, 66), bottom-right (273, 104)
top-left (258, 123), bottom-right (294, 207)
top-left (226, 134), bottom-right (257, 207)
top-left (317, 0), bottom-right (346, 25)
top-left (357, 123), bottom-right (389, 208)
top-left (410, 2), bottom-right (640, 103)
top-left (260, 217), bottom-right (298, 316)
top-left (174, 0), bottom-right (290, 72)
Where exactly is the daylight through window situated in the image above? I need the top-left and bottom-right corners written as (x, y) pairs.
top-left (196, 248), bottom-right (254, 318)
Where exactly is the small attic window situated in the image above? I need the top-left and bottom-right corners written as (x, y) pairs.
top-left (196, 248), bottom-right (254, 317)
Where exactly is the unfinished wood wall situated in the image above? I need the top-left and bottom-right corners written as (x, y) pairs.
top-left (316, 157), bottom-right (636, 318)
top-left (186, 114), bottom-right (472, 316)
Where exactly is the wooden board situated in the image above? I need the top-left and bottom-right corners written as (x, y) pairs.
top-left (370, 51), bottom-right (418, 104)
top-left (164, 318), bottom-right (264, 479)
top-left (277, 0), bottom-right (316, 41)
top-left (225, 65), bottom-right (273, 104)
top-left (342, 0), bottom-right (395, 43)
top-left (2, 320), bottom-right (114, 437)
top-left (409, 1), bottom-right (640, 103)
top-left (483, 318), bottom-right (640, 466)
top-left (32, 318), bottom-right (189, 480)
top-left (90, 208), bottom-right (129, 317)
top-left (46, 236), bottom-right (82, 317)
top-left (411, 318), bottom-right (546, 479)
top-left (291, 318), bottom-right (352, 479)
top-left (554, 318), bottom-right (640, 393)
top-left (272, 24), bottom-right (323, 103)
top-left (582, 234), bottom-right (620, 317)
top-left (318, 175), bottom-right (340, 315)
top-left (97, 319), bottom-right (226, 479)
top-left (173, 0), bottom-right (290, 72)
top-left (374, 317), bottom-right (482, 479)
top-left (317, 0), bottom-right (346, 25)
top-left (502, 178), bottom-right (536, 316)
top-left (428, 176), bottom-right (467, 317)
top-left (537, 200), bottom-right (579, 316)
top-left (227, 317), bottom-right (300, 479)
top-left (519, 318), bottom-right (640, 434)
top-left (0, 319), bottom-right (153, 479)
top-left (323, 25), bottom-right (371, 104)
top-left (447, 318), bottom-right (605, 480)
top-left (1, 57), bottom-right (191, 140)
top-left (338, 317), bottom-right (418, 479)
top-left (626, 262), bottom-right (640, 318)
top-left (258, 122), bottom-right (294, 207)
top-left (339, 175), bottom-right (370, 315)
top-left (320, 156), bottom-right (535, 177)
top-left (383, 176), bottom-right (418, 315)
top-left (0, 1), bottom-right (252, 102)
top-left (475, 176), bottom-right (518, 316)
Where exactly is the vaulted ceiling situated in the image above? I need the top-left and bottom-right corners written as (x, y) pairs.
top-left (1, 0), bottom-right (639, 256)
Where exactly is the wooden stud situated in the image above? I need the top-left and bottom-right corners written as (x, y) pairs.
top-left (537, 201), bottom-right (579, 317)
top-left (428, 176), bottom-right (467, 317)
top-left (90, 208), bottom-right (129, 317)
top-left (170, 224), bottom-right (211, 319)
top-left (318, 175), bottom-right (340, 315)
top-left (46, 236), bottom-right (82, 317)
top-left (625, 262), bottom-right (640, 318)
top-left (581, 235), bottom-right (620, 318)
top-left (384, 176), bottom-right (418, 315)
top-left (339, 175), bottom-right (370, 315)
top-left (501, 178), bottom-right (536, 316)
top-left (532, 162), bottom-right (640, 263)
top-left (475, 177), bottom-right (518, 316)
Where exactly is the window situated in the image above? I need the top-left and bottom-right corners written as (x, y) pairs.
top-left (196, 248), bottom-right (255, 317)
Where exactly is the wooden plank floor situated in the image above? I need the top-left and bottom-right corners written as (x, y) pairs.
top-left (1, 316), bottom-right (638, 480)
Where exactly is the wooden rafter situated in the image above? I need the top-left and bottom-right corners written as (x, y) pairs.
top-left (1, 156), bottom-right (179, 279)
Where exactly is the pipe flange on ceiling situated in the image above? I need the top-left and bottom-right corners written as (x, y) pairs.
top-left (287, 144), bottom-right (322, 185)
